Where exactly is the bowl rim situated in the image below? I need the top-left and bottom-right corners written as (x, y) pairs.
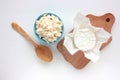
top-left (34, 13), bottom-right (64, 45)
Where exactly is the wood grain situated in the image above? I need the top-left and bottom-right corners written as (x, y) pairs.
top-left (57, 13), bottom-right (115, 69)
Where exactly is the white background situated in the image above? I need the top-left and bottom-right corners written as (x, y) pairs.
top-left (0, 0), bottom-right (120, 80)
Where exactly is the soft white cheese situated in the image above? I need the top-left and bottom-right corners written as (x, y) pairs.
top-left (74, 28), bottom-right (96, 51)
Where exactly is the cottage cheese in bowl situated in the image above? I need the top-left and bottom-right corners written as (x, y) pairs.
top-left (34, 13), bottom-right (64, 44)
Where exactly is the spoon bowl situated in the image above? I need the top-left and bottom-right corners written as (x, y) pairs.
top-left (35, 45), bottom-right (53, 62)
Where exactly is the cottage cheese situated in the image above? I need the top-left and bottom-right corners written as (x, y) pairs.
top-left (36, 14), bottom-right (63, 43)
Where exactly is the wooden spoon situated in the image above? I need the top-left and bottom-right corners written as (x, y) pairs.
top-left (11, 22), bottom-right (53, 62)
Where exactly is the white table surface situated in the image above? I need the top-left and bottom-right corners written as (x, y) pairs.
top-left (0, 0), bottom-right (120, 80)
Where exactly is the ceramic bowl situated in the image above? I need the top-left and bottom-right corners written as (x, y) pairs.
top-left (34, 13), bottom-right (64, 45)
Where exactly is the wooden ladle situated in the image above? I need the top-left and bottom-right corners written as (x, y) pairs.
top-left (11, 22), bottom-right (53, 62)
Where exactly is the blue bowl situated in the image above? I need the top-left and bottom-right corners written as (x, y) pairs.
top-left (34, 13), bottom-right (64, 45)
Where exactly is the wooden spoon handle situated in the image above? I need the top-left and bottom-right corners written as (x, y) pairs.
top-left (11, 22), bottom-right (38, 47)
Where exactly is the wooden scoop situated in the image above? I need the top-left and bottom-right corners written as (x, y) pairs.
top-left (57, 13), bottom-right (115, 69)
top-left (12, 22), bottom-right (53, 62)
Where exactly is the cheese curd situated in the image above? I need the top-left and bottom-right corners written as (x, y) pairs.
top-left (36, 14), bottom-right (63, 43)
